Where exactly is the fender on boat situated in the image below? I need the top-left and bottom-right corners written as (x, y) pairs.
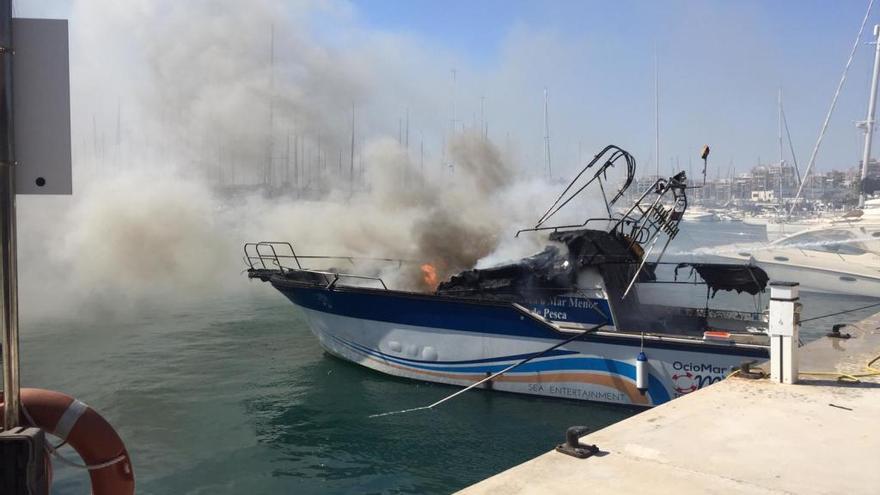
top-left (1, 388), bottom-right (134, 495)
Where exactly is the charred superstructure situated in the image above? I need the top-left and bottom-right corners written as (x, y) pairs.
top-left (437, 229), bottom-right (642, 301)
top-left (433, 148), bottom-right (767, 334)
top-left (244, 145), bottom-right (772, 407)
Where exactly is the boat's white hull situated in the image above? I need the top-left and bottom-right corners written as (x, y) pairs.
top-left (764, 221), bottom-right (820, 241)
top-left (683, 212), bottom-right (717, 223)
top-left (709, 247), bottom-right (880, 296)
top-left (750, 259), bottom-right (880, 296)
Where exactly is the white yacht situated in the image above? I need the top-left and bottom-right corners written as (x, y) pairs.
top-left (717, 220), bottom-right (880, 297)
top-left (763, 216), bottom-right (828, 241)
top-left (682, 208), bottom-right (718, 222)
top-left (759, 198), bottom-right (880, 241)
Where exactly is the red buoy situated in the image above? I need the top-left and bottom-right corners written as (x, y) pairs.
top-left (1, 388), bottom-right (134, 495)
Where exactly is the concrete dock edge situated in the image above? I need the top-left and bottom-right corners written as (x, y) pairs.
top-left (459, 311), bottom-right (880, 495)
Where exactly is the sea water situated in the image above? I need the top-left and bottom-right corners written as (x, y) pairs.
top-left (18, 222), bottom-right (880, 494)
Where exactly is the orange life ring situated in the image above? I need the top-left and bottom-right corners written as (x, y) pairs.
top-left (1, 388), bottom-right (134, 495)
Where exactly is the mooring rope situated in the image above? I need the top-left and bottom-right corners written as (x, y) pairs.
top-left (369, 320), bottom-right (607, 418)
top-left (800, 300), bottom-right (880, 323)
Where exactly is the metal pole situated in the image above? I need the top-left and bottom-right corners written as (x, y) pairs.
top-left (543, 87), bottom-right (551, 179)
top-left (778, 88), bottom-right (784, 166)
top-left (349, 103), bottom-right (354, 194)
top-left (655, 54), bottom-right (660, 179)
top-left (0, 0), bottom-right (21, 429)
top-left (859, 25), bottom-right (880, 208)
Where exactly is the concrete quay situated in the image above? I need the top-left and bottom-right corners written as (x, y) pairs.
top-left (459, 310), bottom-right (880, 495)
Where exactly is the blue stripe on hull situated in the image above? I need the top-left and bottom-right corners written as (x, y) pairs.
top-left (328, 333), bottom-right (672, 404)
top-left (278, 283), bottom-right (560, 338)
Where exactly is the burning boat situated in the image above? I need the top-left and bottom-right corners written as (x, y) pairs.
top-left (245, 145), bottom-right (770, 407)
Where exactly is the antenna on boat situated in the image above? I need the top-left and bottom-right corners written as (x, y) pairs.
top-left (859, 24), bottom-right (880, 208)
top-left (701, 144), bottom-right (710, 186)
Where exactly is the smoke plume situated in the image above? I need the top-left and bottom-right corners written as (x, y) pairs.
top-left (15, 0), bottom-right (605, 318)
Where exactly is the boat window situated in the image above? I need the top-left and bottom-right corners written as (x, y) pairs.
top-left (776, 229), bottom-right (867, 255)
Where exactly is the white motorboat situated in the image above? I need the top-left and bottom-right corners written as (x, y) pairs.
top-left (763, 217), bottom-right (827, 241)
top-left (716, 211), bottom-right (744, 222)
top-left (761, 199), bottom-right (880, 241)
top-left (714, 221), bottom-right (880, 297)
top-left (682, 208), bottom-right (718, 222)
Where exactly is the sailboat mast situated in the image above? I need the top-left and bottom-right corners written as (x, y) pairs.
top-left (543, 87), bottom-right (552, 179)
top-left (778, 89), bottom-right (785, 202)
top-left (790, 0), bottom-right (874, 216)
top-left (778, 88), bottom-right (784, 165)
top-left (655, 54), bottom-right (660, 178)
top-left (266, 23), bottom-right (275, 189)
top-left (859, 24), bottom-right (880, 208)
top-left (349, 104), bottom-right (355, 193)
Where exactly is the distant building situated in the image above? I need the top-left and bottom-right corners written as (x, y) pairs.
top-left (751, 190), bottom-right (775, 202)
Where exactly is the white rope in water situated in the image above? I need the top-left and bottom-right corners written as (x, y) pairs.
top-left (790, 0), bottom-right (875, 214)
top-left (46, 445), bottom-right (127, 471)
top-left (369, 405), bottom-right (432, 418)
top-left (369, 359), bottom-right (533, 419)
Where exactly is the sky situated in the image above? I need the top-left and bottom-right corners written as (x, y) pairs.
top-left (13, 0), bottom-right (880, 179)
top-left (350, 0), bottom-right (880, 175)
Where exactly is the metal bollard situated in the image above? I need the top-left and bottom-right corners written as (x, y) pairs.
top-left (768, 282), bottom-right (800, 384)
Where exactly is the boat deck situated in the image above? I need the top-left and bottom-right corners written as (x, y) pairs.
top-left (458, 310), bottom-right (880, 494)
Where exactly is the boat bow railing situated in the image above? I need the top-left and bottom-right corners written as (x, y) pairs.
top-left (245, 241), bottom-right (301, 271)
top-left (244, 241), bottom-right (405, 290)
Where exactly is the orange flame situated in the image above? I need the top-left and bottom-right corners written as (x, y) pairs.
top-left (420, 263), bottom-right (439, 289)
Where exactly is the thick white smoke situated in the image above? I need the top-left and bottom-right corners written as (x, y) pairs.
top-left (16, 0), bottom-right (609, 319)
top-left (240, 131), bottom-right (564, 291)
